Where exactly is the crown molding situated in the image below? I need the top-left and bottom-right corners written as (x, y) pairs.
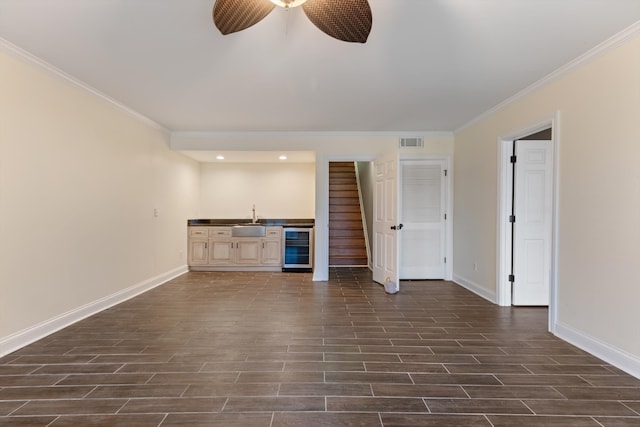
top-left (170, 130), bottom-right (453, 139)
top-left (0, 37), bottom-right (170, 135)
top-left (455, 20), bottom-right (640, 134)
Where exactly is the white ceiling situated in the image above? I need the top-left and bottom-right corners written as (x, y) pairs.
top-left (1, 0), bottom-right (639, 135)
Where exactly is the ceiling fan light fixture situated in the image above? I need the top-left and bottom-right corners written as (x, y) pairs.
top-left (213, 0), bottom-right (372, 43)
top-left (270, 0), bottom-right (308, 8)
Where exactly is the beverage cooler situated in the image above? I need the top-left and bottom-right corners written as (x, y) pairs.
top-left (282, 227), bottom-right (313, 272)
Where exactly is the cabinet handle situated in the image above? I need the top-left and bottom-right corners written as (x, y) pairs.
top-left (205, 243), bottom-right (208, 249)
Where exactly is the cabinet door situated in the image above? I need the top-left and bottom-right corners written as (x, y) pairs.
top-left (262, 240), bottom-right (282, 265)
top-left (235, 240), bottom-right (261, 265)
top-left (210, 239), bottom-right (234, 265)
top-left (188, 239), bottom-right (209, 265)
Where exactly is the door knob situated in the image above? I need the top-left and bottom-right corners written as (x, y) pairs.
top-left (390, 224), bottom-right (404, 231)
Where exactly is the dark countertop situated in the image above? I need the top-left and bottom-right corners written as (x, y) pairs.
top-left (188, 218), bottom-right (314, 227)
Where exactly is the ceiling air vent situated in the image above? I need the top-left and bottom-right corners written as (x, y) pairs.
top-left (399, 137), bottom-right (424, 148)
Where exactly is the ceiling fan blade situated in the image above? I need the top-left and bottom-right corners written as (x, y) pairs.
top-left (302, 0), bottom-right (372, 43)
top-left (213, 0), bottom-right (275, 35)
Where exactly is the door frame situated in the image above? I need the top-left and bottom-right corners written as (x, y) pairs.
top-left (314, 155), bottom-right (377, 282)
top-left (399, 154), bottom-right (453, 280)
top-left (496, 112), bottom-right (560, 332)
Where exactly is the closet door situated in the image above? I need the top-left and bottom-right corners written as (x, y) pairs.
top-left (400, 160), bottom-right (446, 279)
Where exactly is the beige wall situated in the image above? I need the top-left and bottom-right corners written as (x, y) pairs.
top-left (454, 33), bottom-right (640, 361)
top-left (404, 133), bottom-right (455, 156)
top-left (0, 50), bottom-right (200, 346)
top-left (199, 162), bottom-right (315, 219)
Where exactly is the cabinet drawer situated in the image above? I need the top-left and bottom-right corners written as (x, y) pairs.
top-left (210, 227), bottom-right (232, 237)
top-left (189, 227), bottom-right (209, 238)
top-left (265, 227), bottom-right (282, 238)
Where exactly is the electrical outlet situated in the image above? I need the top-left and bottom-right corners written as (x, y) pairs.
top-left (179, 251), bottom-right (183, 260)
top-left (473, 263), bottom-right (478, 271)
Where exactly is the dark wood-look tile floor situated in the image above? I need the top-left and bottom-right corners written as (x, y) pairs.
top-left (1, 268), bottom-right (639, 426)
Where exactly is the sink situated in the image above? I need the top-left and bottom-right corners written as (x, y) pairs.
top-left (232, 225), bottom-right (266, 237)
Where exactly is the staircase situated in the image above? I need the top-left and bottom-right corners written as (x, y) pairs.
top-left (329, 162), bottom-right (368, 267)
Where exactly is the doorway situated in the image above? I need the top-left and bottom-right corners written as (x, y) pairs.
top-left (497, 115), bottom-right (559, 330)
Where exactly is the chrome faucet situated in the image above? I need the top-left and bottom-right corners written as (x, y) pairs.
top-left (252, 204), bottom-right (258, 224)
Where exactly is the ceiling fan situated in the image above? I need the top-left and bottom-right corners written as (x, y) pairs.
top-left (212, 0), bottom-right (373, 43)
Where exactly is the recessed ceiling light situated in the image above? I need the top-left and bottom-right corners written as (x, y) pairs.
top-left (216, 155), bottom-right (224, 160)
top-left (279, 155), bottom-right (287, 160)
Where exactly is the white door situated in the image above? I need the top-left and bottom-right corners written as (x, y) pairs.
top-left (400, 160), bottom-right (447, 279)
top-left (372, 151), bottom-right (400, 289)
top-left (512, 140), bottom-right (553, 306)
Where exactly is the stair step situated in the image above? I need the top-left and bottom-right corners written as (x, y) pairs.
top-left (329, 184), bottom-right (358, 191)
top-left (329, 239), bottom-right (367, 248)
top-left (329, 255), bottom-right (367, 262)
top-left (329, 245), bottom-right (364, 252)
top-left (330, 235), bottom-right (366, 242)
top-left (330, 212), bottom-right (363, 221)
top-left (329, 198), bottom-right (360, 206)
top-left (329, 204), bottom-right (362, 213)
top-left (330, 228), bottom-right (365, 237)
top-left (329, 220), bottom-right (364, 230)
top-left (329, 191), bottom-right (360, 198)
top-left (329, 177), bottom-right (357, 182)
top-left (330, 176), bottom-right (356, 182)
top-left (329, 163), bottom-right (355, 170)
top-left (329, 257), bottom-right (369, 266)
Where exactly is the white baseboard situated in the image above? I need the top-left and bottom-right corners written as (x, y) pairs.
top-left (452, 274), bottom-right (497, 304)
top-left (0, 265), bottom-right (188, 357)
top-left (554, 321), bottom-right (640, 379)
top-left (451, 277), bottom-right (640, 379)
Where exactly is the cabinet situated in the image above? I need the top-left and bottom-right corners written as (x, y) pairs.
top-left (189, 240), bottom-right (209, 265)
top-left (188, 228), bottom-right (209, 265)
top-left (262, 227), bottom-right (282, 265)
top-left (188, 226), bottom-right (283, 271)
top-left (235, 239), bottom-right (262, 265)
top-left (207, 227), bottom-right (232, 265)
top-left (209, 239), bottom-right (234, 265)
top-left (210, 239), bottom-right (262, 265)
